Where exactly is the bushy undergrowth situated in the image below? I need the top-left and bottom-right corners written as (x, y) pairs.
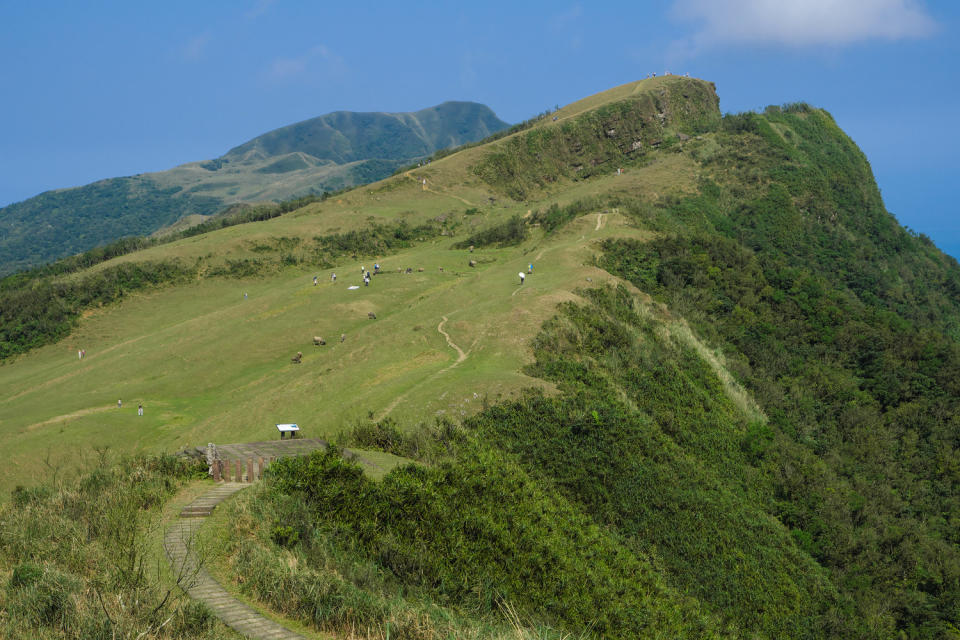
top-left (226, 102), bottom-right (960, 639)
top-left (529, 198), bottom-right (602, 233)
top-left (231, 444), bottom-right (721, 640)
top-left (472, 78), bottom-right (719, 199)
top-left (228, 287), bottom-right (850, 639)
top-left (0, 453), bottom-right (229, 639)
top-left (0, 260), bottom-right (193, 359)
top-left (596, 106), bottom-right (960, 637)
top-left (453, 215), bottom-right (528, 249)
top-left (478, 286), bottom-right (850, 638)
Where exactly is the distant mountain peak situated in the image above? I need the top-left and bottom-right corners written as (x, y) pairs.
top-left (0, 101), bottom-right (509, 276)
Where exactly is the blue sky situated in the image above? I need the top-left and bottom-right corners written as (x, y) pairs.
top-left (1, 1), bottom-right (958, 255)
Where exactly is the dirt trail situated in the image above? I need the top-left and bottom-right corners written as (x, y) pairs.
top-left (375, 315), bottom-right (468, 421)
top-left (596, 213), bottom-right (606, 230)
top-left (437, 316), bottom-right (467, 364)
top-left (403, 170), bottom-right (477, 207)
top-left (26, 405), bottom-right (115, 431)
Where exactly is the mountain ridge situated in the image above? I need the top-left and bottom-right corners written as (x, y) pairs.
top-left (1, 76), bottom-right (958, 638)
top-left (0, 100), bottom-right (509, 276)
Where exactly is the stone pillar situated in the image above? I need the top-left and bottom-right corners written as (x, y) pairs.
top-left (213, 460), bottom-right (221, 482)
top-left (234, 460), bottom-right (241, 482)
top-left (258, 457), bottom-right (265, 480)
top-left (205, 443), bottom-right (218, 476)
top-left (246, 458), bottom-right (253, 483)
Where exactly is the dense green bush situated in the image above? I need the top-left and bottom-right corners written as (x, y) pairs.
top-left (453, 215), bottom-right (528, 249)
top-left (530, 197), bottom-right (602, 233)
top-left (0, 260), bottom-right (193, 360)
top-left (595, 105), bottom-right (960, 637)
top-left (249, 445), bottom-right (722, 639)
top-left (472, 78), bottom-right (719, 199)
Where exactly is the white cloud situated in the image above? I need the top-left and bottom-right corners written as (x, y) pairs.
top-left (548, 4), bottom-right (585, 50)
top-left (178, 33), bottom-right (211, 62)
top-left (266, 45), bottom-right (345, 82)
top-left (672, 0), bottom-right (937, 50)
top-left (548, 4), bottom-right (582, 31)
top-left (244, 0), bottom-right (277, 21)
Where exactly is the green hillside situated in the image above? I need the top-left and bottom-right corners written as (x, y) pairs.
top-left (0, 101), bottom-right (509, 276)
top-left (1, 76), bottom-right (959, 639)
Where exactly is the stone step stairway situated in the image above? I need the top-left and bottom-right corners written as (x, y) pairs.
top-left (164, 482), bottom-right (308, 640)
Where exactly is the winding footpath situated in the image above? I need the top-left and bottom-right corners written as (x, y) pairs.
top-left (402, 170), bottom-right (477, 207)
top-left (164, 483), bottom-right (307, 640)
top-left (436, 315), bottom-right (467, 364)
top-left (374, 315), bottom-right (468, 421)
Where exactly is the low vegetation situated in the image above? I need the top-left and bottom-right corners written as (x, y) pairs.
top-left (453, 215), bottom-right (528, 249)
top-left (472, 77), bottom-right (719, 199)
top-left (529, 197), bottom-right (603, 233)
top-left (227, 440), bottom-right (723, 639)
top-left (597, 104), bottom-right (960, 637)
top-left (0, 453), bottom-right (232, 639)
top-left (214, 89), bottom-right (960, 639)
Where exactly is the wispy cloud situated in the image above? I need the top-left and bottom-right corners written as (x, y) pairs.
top-left (244, 0), bottom-right (277, 21)
top-left (178, 33), bottom-right (211, 62)
top-left (672, 0), bottom-right (937, 53)
top-left (266, 45), bottom-right (345, 82)
top-left (548, 4), bottom-right (585, 50)
top-left (548, 4), bottom-right (582, 31)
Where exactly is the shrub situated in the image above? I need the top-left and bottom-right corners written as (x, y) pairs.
top-left (453, 215), bottom-right (528, 249)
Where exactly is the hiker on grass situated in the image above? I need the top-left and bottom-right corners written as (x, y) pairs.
top-left (519, 272), bottom-right (525, 285)
top-left (138, 403), bottom-right (143, 416)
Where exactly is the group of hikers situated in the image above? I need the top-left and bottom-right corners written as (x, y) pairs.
top-left (116, 399), bottom-right (144, 416)
top-left (520, 263), bottom-right (533, 284)
top-left (317, 259), bottom-right (532, 287)
top-left (74, 351), bottom-right (146, 417)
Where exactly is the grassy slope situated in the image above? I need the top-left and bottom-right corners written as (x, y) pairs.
top-left (0, 89), bottom-right (697, 494)
top-left (5, 76), bottom-right (955, 637)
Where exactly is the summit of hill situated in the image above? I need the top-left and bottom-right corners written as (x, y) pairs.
top-left (0, 101), bottom-right (509, 277)
top-left (1, 75), bottom-right (959, 639)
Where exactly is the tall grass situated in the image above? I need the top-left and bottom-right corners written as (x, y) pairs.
top-left (0, 452), bottom-right (230, 639)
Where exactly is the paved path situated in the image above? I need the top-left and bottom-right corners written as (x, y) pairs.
top-left (164, 483), bottom-right (308, 640)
